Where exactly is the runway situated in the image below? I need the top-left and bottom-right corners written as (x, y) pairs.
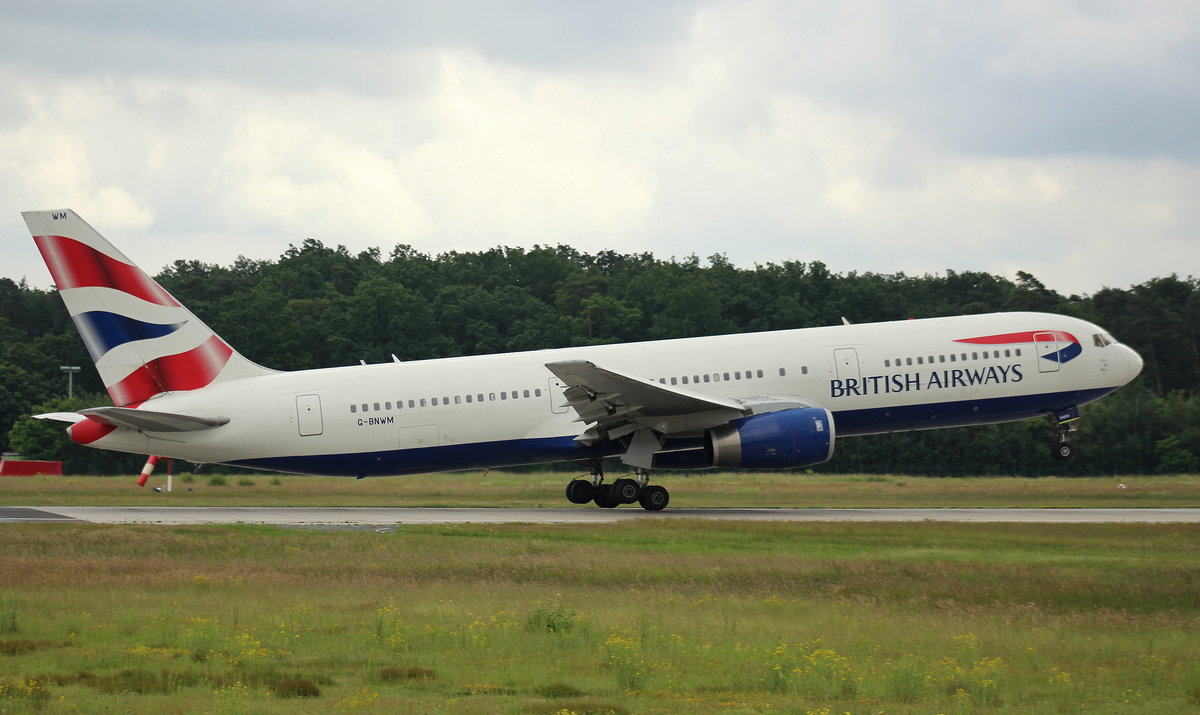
top-left (3, 506), bottom-right (1199, 526)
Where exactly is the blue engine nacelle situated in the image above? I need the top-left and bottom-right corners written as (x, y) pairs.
top-left (704, 407), bottom-right (835, 469)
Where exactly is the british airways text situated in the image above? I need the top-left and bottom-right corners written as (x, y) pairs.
top-left (830, 364), bottom-right (1023, 398)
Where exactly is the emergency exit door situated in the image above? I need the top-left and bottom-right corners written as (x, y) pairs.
top-left (296, 394), bottom-right (324, 436)
top-left (834, 348), bottom-right (861, 382)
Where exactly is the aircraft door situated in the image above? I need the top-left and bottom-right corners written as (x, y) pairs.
top-left (834, 348), bottom-right (861, 382)
top-left (1034, 332), bottom-right (1060, 373)
top-left (296, 394), bottom-right (324, 436)
top-left (548, 378), bottom-right (569, 414)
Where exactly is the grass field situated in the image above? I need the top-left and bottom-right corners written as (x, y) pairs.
top-left (2, 470), bottom-right (1199, 508)
top-left (0, 473), bottom-right (1198, 713)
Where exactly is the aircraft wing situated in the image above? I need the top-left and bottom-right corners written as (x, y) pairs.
top-left (36, 407), bottom-right (230, 433)
top-left (545, 359), bottom-right (748, 444)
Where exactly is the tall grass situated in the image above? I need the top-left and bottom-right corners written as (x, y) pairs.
top-left (0, 520), bottom-right (1197, 711)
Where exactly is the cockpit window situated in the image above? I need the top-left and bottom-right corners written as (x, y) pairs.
top-left (1093, 333), bottom-right (1113, 347)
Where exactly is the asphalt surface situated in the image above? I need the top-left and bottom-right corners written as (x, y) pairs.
top-left (2, 506), bottom-right (1198, 526)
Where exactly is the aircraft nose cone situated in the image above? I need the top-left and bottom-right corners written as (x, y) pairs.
top-left (1126, 345), bottom-right (1144, 382)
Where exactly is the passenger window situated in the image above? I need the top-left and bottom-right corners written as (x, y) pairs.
top-left (1004, 349), bottom-right (1011, 357)
top-left (431, 398), bottom-right (438, 406)
top-left (928, 356), bottom-right (934, 363)
top-left (961, 353), bottom-right (967, 361)
top-left (723, 372), bottom-right (730, 380)
top-left (734, 372), bottom-right (741, 380)
top-left (779, 368), bottom-right (786, 376)
top-left (694, 374), bottom-right (700, 383)
top-left (361, 403), bottom-right (369, 412)
top-left (801, 366), bottom-right (808, 375)
top-left (703, 374), bottom-right (710, 383)
top-left (408, 400), bottom-right (415, 408)
top-left (454, 396), bottom-right (461, 404)
top-left (420, 398), bottom-right (427, 407)
top-left (1015, 349), bottom-right (1022, 357)
top-left (523, 389), bottom-right (530, 398)
top-left (949, 354), bottom-right (956, 362)
top-left (489, 393), bottom-right (495, 401)
top-left (670, 377), bottom-right (678, 385)
top-left (917, 357), bottom-right (924, 365)
top-left (535, 388), bottom-right (542, 397)
top-left (385, 401), bottom-right (392, 410)
top-left (373, 402), bottom-right (380, 411)
top-left (466, 394), bottom-right (473, 403)
top-left (350, 405), bottom-right (357, 413)
top-left (756, 370), bottom-right (764, 378)
top-left (682, 376), bottom-right (689, 384)
top-left (500, 392), bottom-right (507, 400)
top-left (906, 358), bottom-right (912, 366)
top-left (972, 352), bottom-right (978, 360)
top-left (884, 359), bottom-right (890, 367)
top-left (938, 355), bottom-right (945, 363)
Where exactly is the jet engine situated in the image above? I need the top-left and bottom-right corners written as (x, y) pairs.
top-left (704, 407), bottom-right (835, 469)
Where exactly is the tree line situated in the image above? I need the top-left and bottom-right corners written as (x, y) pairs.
top-left (1, 239), bottom-right (1197, 475)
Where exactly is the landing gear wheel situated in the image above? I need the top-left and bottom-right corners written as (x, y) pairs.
top-left (638, 485), bottom-right (669, 511)
top-left (1052, 442), bottom-right (1075, 461)
top-left (593, 484), bottom-right (621, 508)
top-left (566, 479), bottom-right (594, 504)
top-left (612, 478), bottom-right (640, 504)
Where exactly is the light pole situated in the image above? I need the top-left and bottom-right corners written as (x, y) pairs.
top-left (59, 365), bottom-right (80, 399)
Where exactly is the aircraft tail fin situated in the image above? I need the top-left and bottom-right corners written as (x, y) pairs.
top-left (23, 209), bottom-right (273, 407)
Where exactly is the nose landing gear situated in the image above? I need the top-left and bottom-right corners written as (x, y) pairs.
top-left (1049, 407), bottom-right (1080, 461)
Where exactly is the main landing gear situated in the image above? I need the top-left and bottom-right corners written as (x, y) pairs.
top-left (565, 460), bottom-right (669, 511)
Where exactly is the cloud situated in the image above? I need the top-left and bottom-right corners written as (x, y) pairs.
top-left (0, 0), bottom-right (1197, 296)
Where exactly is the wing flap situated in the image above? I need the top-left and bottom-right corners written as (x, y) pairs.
top-left (547, 360), bottom-right (744, 415)
top-left (545, 359), bottom-right (747, 442)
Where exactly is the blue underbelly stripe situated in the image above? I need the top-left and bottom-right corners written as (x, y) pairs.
top-left (831, 386), bottom-right (1115, 436)
top-left (225, 436), bottom-right (617, 477)
top-left (222, 387), bottom-right (1117, 476)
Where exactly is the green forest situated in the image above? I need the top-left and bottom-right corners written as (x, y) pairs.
top-left (1, 239), bottom-right (1197, 476)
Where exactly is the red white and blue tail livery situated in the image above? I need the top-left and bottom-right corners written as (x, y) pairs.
top-left (27, 210), bottom-right (271, 409)
top-left (25, 209), bottom-right (1144, 509)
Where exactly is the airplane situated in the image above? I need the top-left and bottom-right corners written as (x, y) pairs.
top-left (24, 209), bottom-right (1144, 510)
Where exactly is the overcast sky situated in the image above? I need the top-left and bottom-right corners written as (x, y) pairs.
top-left (2, 1), bottom-right (1197, 296)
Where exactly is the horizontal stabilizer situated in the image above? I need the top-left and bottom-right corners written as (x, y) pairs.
top-left (76, 407), bottom-right (230, 433)
top-left (34, 412), bottom-right (87, 424)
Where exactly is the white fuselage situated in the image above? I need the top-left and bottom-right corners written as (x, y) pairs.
top-left (92, 311), bottom-right (1142, 476)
